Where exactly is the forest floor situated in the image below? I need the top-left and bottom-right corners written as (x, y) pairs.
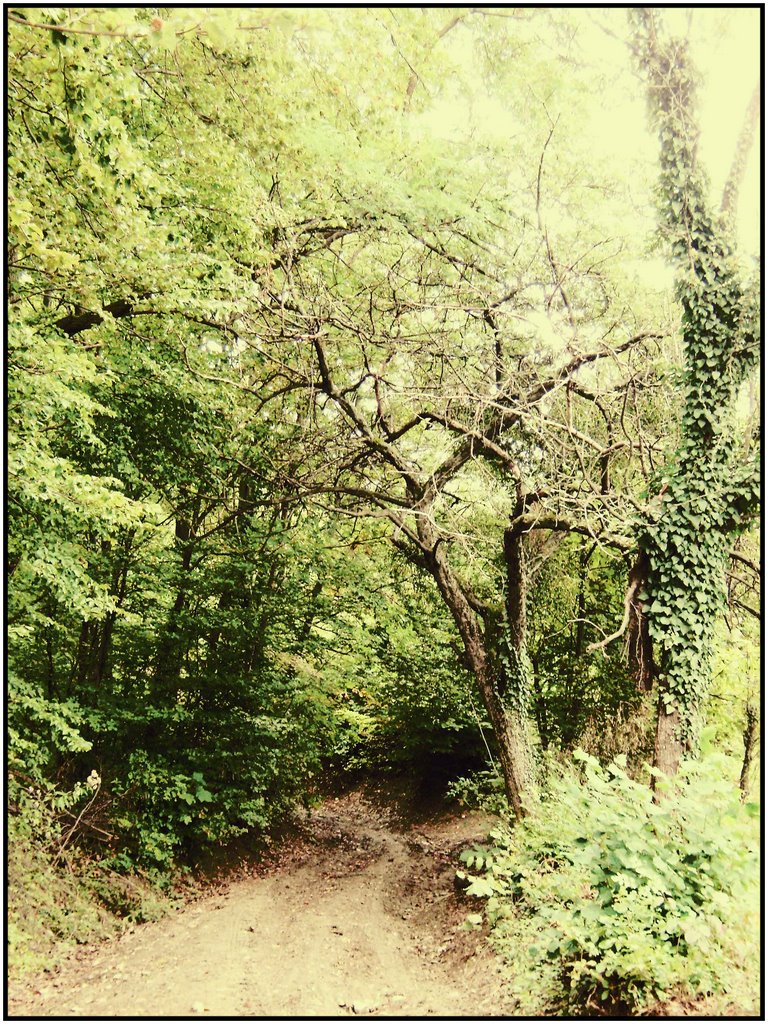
top-left (8, 780), bottom-right (517, 1018)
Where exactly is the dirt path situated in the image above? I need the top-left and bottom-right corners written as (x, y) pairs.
top-left (9, 787), bottom-right (515, 1018)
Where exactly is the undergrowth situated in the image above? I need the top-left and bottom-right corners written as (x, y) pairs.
top-left (447, 766), bottom-right (508, 816)
top-left (7, 775), bottom-right (177, 979)
top-left (458, 751), bottom-right (759, 1016)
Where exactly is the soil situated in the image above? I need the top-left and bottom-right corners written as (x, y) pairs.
top-left (8, 781), bottom-right (516, 1019)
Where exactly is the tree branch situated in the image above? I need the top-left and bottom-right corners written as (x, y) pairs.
top-left (426, 332), bottom-right (661, 497)
top-left (510, 511), bottom-right (633, 552)
top-left (587, 569), bottom-right (642, 653)
top-left (721, 82), bottom-right (760, 221)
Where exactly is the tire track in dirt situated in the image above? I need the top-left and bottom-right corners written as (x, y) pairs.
top-left (8, 788), bottom-right (514, 1018)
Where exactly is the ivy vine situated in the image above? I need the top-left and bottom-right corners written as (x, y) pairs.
top-left (632, 12), bottom-right (760, 740)
top-left (498, 630), bottom-right (534, 718)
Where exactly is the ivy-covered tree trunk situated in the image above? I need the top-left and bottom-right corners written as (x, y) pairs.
top-left (631, 12), bottom-right (760, 778)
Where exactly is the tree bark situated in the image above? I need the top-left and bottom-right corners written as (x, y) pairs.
top-left (503, 526), bottom-right (526, 659)
top-left (418, 511), bottom-right (534, 818)
top-left (93, 532), bottom-right (133, 688)
top-left (154, 515), bottom-right (195, 688)
top-left (69, 533), bottom-right (132, 700)
top-left (652, 702), bottom-right (682, 791)
top-left (739, 702), bottom-right (758, 799)
top-left (625, 550), bottom-right (654, 692)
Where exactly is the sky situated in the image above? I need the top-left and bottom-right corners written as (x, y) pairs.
top-left (421, 8), bottom-right (760, 259)
top-left (691, 7), bottom-right (760, 255)
top-left (571, 7), bottom-right (760, 257)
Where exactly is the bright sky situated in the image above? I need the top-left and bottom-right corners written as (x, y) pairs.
top-left (420, 8), bottom-right (760, 258)
top-left (691, 8), bottom-right (761, 254)
top-left (578, 7), bottom-right (760, 257)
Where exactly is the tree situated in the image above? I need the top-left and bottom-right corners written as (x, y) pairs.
top-left (629, 11), bottom-right (760, 778)
top-left (206, 18), bottom-right (681, 813)
top-left (9, 8), bottom-right (757, 836)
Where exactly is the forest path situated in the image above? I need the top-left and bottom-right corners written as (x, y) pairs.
top-left (9, 785), bottom-right (515, 1018)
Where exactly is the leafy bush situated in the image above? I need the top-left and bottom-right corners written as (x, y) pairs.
top-left (7, 672), bottom-right (95, 776)
top-left (109, 753), bottom-right (217, 869)
top-left (101, 672), bottom-right (331, 870)
top-left (447, 766), bottom-right (508, 816)
top-left (459, 752), bottom-right (759, 1015)
top-left (7, 775), bottom-right (172, 978)
top-left (368, 588), bottom-right (487, 768)
top-left (320, 562), bottom-right (491, 778)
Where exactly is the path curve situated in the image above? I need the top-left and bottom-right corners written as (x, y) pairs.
top-left (9, 788), bottom-right (514, 1018)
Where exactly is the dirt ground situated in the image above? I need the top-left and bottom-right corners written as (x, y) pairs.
top-left (8, 782), bottom-right (516, 1018)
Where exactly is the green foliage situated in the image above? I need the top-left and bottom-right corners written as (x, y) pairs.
top-left (461, 752), bottom-right (759, 1015)
top-left (368, 574), bottom-right (487, 768)
top-left (105, 668), bottom-right (332, 869)
top-left (7, 315), bottom-right (343, 870)
top-left (707, 620), bottom-right (760, 756)
top-left (631, 12), bottom-right (760, 741)
top-left (301, 548), bottom-right (490, 777)
top-left (8, 673), bottom-right (94, 776)
top-left (448, 767), bottom-right (508, 817)
top-left (7, 776), bottom-right (172, 978)
top-left (528, 540), bottom-right (642, 750)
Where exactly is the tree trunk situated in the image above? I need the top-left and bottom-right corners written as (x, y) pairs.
top-left (482, 677), bottom-right (534, 820)
top-left (154, 515), bottom-right (195, 688)
top-left (652, 701), bottom-right (683, 791)
top-left (92, 533), bottom-right (133, 689)
top-left (503, 527), bottom-right (526, 657)
top-left (739, 703), bottom-right (758, 799)
top-left (418, 513), bottom-right (534, 818)
top-left (626, 550), bottom-right (654, 692)
top-left (72, 620), bottom-right (94, 689)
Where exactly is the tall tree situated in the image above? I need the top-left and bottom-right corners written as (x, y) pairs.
top-left (10, 7), bottom-right (755, 832)
top-left (630, 11), bottom-right (760, 778)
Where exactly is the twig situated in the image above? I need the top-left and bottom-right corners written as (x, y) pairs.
top-left (8, 13), bottom-right (150, 38)
top-left (57, 781), bottom-right (101, 858)
top-left (587, 571), bottom-right (642, 654)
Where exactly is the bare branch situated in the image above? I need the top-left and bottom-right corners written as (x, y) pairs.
top-left (427, 332), bottom-right (662, 495)
top-left (587, 571), bottom-right (642, 653)
top-left (729, 549), bottom-right (760, 576)
top-left (721, 82), bottom-right (760, 221)
top-left (731, 597), bottom-right (760, 620)
top-left (510, 510), bottom-right (633, 553)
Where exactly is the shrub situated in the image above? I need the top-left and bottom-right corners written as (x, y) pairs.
top-left (459, 752), bottom-right (760, 1015)
top-left (7, 775), bottom-right (173, 978)
top-left (447, 766), bottom-right (508, 816)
